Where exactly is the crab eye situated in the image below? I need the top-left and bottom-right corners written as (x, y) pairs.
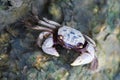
top-left (58, 35), bottom-right (63, 39)
top-left (77, 43), bottom-right (83, 48)
top-left (79, 45), bottom-right (83, 48)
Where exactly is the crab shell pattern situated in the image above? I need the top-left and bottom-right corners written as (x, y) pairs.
top-left (25, 17), bottom-right (98, 70)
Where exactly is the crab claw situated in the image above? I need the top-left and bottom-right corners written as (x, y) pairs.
top-left (71, 53), bottom-right (94, 66)
top-left (71, 44), bottom-right (95, 66)
top-left (42, 37), bottom-right (60, 57)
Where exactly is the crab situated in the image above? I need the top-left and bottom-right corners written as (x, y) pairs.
top-left (24, 16), bottom-right (98, 70)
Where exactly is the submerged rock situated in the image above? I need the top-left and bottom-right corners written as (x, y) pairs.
top-left (0, 0), bottom-right (120, 80)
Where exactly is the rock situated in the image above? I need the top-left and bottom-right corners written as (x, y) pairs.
top-left (0, 0), bottom-right (31, 31)
top-left (0, 0), bottom-right (120, 80)
top-left (0, 0), bottom-right (48, 31)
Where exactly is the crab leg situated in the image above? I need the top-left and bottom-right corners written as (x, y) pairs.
top-left (71, 44), bottom-right (95, 66)
top-left (83, 35), bottom-right (96, 47)
top-left (43, 18), bottom-right (61, 26)
top-left (38, 20), bottom-right (56, 29)
top-left (30, 25), bottom-right (52, 32)
top-left (37, 32), bottom-right (51, 47)
top-left (38, 18), bottom-right (61, 29)
top-left (42, 37), bottom-right (60, 57)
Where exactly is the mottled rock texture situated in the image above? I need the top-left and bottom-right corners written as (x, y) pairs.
top-left (0, 0), bottom-right (120, 80)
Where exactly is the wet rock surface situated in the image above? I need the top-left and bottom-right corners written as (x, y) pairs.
top-left (0, 0), bottom-right (120, 80)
